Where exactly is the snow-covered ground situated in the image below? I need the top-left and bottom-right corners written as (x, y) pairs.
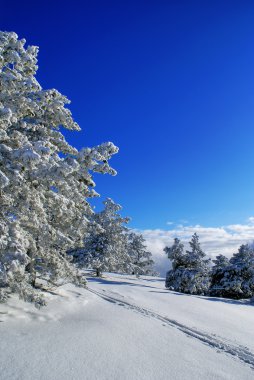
top-left (0, 274), bottom-right (253, 380)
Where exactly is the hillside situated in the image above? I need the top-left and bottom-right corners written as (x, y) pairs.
top-left (0, 274), bottom-right (253, 380)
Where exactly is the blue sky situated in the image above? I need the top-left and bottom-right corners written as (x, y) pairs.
top-left (2, 1), bottom-right (254, 231)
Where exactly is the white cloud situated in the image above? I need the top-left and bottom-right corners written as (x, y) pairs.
top-left (135, 221), bottom-right (254, 277)
top-left (166, 221), bottom-right (174, 225)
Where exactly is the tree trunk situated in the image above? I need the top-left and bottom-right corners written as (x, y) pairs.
top-left (95, 268), bottom-right (101, 277)
top-left (25, 249), bottom-right (36, 287)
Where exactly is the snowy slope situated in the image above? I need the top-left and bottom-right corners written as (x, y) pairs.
top-left (0, 274), bottom-right (253, 380)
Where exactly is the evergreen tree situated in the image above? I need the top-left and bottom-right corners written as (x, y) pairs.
top-left (165, 234), bottom-right (211, 295)
top-left (216, 245), bottom-right (254, 299)
top-left (164, 238), bottom-right (185, 289)
top-left (164, 238), bottom-right (185, 270)
top-left (73, 198), bottom-right (130, 276)
top-left (0, 32), bottom-right (118, 306)
top-left (210, 254), bottom-right (229, 297)
top-left (127, 232), bottom-right (155, 276)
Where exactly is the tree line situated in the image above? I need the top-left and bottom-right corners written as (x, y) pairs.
top-left (164, 233), bottom-right (254, 299)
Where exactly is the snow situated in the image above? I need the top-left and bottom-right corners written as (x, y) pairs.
top-left (0, 274), bottom-right (253, 380)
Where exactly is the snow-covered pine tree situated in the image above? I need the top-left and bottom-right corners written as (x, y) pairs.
top-left (164, 238), bottom-right (185, 270)
top-left (127, 232), bottom-right (155, 276)
top-left (209, 254), bottom-right (230, 297)
top-left (0, 32), bottom-right (118, 306)
top-left (181, 233), bottom-right (211, 295)
top-left (73, 198), bottom-right (130, 277)
top-left (165, 233), bottom-right (211, 295)
top-left (164, 238), bottom-right (185, 289)
top-left (215, 244), bottom-right (254, 299)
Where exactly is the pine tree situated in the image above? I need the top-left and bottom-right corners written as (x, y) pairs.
top-left (164, 238), bottom-right (185, 270)
top-left (0, 32), bottom-right (118, 306)
top-left (165, 234), bottom-right (211, 295)
top-left (73, 198), bottom-right (130, 276)
top-left (164, 238), bottom-right (185, 289)
top-left (216, 245), bottom-right (254, 299)
top-left (210, 254), bottom-right (229, 297)
top-left (127, 232), bottom-right (155, 276)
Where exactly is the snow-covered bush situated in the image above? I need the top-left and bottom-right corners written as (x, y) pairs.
top-left (165, 234), bottom-right (211, 295)
top-left (72, 198), bottom-right (129, 277)
top-left (0, 32), bottom-right (118, 306)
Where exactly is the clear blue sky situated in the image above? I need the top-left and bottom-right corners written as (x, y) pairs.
top-left (2, 1), bottom-right (254, 229)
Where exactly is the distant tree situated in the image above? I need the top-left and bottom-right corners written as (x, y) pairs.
top-left (215, 244), bottom-right (254, 299)
top-left (209, 254), bottom-right (230, 297)
top-left (164, 238), bottom-right (185, 269)
top-left (73, 198), bottom-right (130, 277)
top-left (184, 233), bottom-right (211, 293)
top-left (0, 32), bottom-right (118, 306)
top-left (127, 232), bottom-right (155, 276)
top-left (165, 234), bottom-right (211, 295)
top-left (164, 238), bottom-right (185, 289)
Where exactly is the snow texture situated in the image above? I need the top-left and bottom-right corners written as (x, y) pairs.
top-left (0, 273), bottom-right (253, 380)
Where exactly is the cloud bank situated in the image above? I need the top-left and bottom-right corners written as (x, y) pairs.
top-left (138, 219), bottom-right (254, 277)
